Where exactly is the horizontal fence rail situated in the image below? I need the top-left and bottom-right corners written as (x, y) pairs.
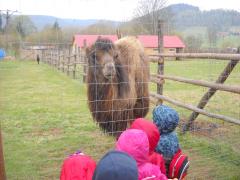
top-left (150, 93), bottom-right (240, 125)
top-left (151, 74), bottom-right (240, 94)
top-left (150, 53), bottom-right (240, 61)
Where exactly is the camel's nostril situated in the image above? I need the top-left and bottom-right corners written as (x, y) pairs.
top-left (105, 63), bottom-right (115, 73)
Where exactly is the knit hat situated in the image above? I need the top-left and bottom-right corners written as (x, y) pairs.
top-left (92, 150), bottom-right (138, 180)
top-left (155, 131), bottom-right (179, 162)
top-left (153, 105), bottom-right (179, 134)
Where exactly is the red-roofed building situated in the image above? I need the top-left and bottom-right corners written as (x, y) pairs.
top-left (72, 35), bottom-right (118, 53)
top-left (137, 35), bottom-right (185, 55)
top-left (72, 34), bottom-right (185, 58)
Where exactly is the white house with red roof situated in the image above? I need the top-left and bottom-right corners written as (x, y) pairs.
top-left (72, 35), bottom-right (118, 53)
top-left (72, 34), bottom-right (185, 56)
top-left (137, 35), bottom-right (185, 55)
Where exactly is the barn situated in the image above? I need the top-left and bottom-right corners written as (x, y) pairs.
top-left (72, 34), bottom-right (185, 59)
top-left (72, 35), bottom-right (118, 53)
top-left (137, 35), bottom-right (186, 57)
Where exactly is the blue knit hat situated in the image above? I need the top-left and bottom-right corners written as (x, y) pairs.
top-left (153, 105), bottom-right (179, 134)
top-left (155, 131), bottom-right (179, 161)
top-left (93, 150), bottom-right (138, 180)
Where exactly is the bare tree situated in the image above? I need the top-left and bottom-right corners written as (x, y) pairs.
top-left (135, 0), bottom-right (168, 34)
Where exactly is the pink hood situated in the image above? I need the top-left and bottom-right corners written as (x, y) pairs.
top-left (116, 129), bottom-right (167, 180)
top-left (116, 129), bottom-right (149, 166)
top-left (139, 163), bottom-right (168, 180)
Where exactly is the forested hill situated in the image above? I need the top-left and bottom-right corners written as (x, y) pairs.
top-left (167, 4), bottom-right (240, 30)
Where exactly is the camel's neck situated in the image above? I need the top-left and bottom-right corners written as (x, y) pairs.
top-left (88, 75), bottom-right (117, 102)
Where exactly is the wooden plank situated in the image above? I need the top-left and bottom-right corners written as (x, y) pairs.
top-left (184, 59), bottom-right (239, 131)
top-left (150, 53), bottom-right (240, 61)
top-left (0, 126), bottom-right (6, 180)
top-left (150, 93), bottom-right (240, 125)
top-left (152, 74), bottom-right (240, 94)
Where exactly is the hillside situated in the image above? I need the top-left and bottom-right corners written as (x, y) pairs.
top-left (28, 15), bottom-right (98, 30)
top-left (167, 4), bottom-right (240, 30)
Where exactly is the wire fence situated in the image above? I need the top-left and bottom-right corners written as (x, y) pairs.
top-left (1, 22), bottom-right (240, 180)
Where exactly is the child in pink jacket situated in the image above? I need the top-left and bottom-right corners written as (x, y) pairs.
top-left (116, 129), bottom-right (168, 180)
top-left (130, 118), bottom-right (166, 175)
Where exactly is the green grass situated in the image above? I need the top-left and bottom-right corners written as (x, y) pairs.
top-left (0, 60), bottom-right (239, 179)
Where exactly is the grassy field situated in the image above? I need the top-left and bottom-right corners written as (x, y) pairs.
top-left (0, 60), bottom-right (239, 179)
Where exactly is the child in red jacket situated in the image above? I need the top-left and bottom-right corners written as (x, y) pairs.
top-left (130, 118), bottom-right (166, 175)
top-left (60, 151), bottom-right (96, 180)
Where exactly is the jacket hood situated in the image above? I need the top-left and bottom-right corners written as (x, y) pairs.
top-left (116, 129), bottom-right (149, 166)
top-left (60, 152), bottom-right (96, 180)
top-left (92, 150), bottom-right (138, 180)
top-left (130, 118), bottom-right (160, 154)
top-left (139, 163), bottom-right (168, 180)
top-left (156, 131), bottom-right (179, 161)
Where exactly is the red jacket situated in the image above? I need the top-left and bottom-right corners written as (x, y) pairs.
top-left (130, 118), bottom-right (166, 175)
top-left (60, 152), bottom-right (96, 180)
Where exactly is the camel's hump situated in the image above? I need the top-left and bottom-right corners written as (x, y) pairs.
top-left (115, 36), bottom-right (144, 53)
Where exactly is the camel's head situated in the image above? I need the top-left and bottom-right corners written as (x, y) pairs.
top-left (86, 38), bottom-right (119, 80)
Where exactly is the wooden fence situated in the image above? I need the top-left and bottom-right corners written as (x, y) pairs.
top-left (37, 21), bottom-right (240, 132)
top-left (41, 47), bottom-right (88, 82)
top-left (149, 53), bottom-right (240, 131)
top-left (40, 45), bottom-right (240, 130)
top-left (149, 20), bottom-right (240, 132)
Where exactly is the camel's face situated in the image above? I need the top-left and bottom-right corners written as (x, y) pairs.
top-left (87, 38), bottom-right (118, 80)
top-left (88, 49), bottom-right (117, 80)
top-left (101, 51), bottom-right (116, 80)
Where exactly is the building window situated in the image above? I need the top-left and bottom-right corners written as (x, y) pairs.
top-left (169, 48), bottom-right (175, 52)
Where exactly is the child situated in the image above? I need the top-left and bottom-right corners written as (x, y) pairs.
top-left (116, 129), bottom-right (168, 180)
top-left (153, 105), bottom-right (189, 180)
top-left (60, 151), bottom-right (96, 180)
top-left (130, 118), bottom-right (166, 175)
top-left (93, 150), bottom-right (138, 180)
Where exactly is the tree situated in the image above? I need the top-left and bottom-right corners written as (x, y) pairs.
top-left (9, 15), bottom-right (36, 39)
top-left (185, 35), bottom-right (203, 52)
top-left (0, 12), bottom-right (2, 32)
top-left (207, 24), bottom-right (218, 47)
top-left (134, 0), bottom-right (169, 34)
top-left (52, 19), bottom-right (60, 31)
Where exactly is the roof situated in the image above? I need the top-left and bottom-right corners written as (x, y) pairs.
top-left (73, 35), bottom-right (118, 48)
top-left (138, 35), bottom-right (185, 48)
top-left (73, 35), bottom-right (185, 48)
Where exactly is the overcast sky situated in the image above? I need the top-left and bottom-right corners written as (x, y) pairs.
top-left (0, 0), bottom-right (239, 21)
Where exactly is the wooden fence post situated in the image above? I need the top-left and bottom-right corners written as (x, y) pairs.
top-left (83, 40), bottom-right (87, 83)
top-left (183, 47), bottom-right (240, 132)
top-left (0, 126), bottom-right (6, 180)
top-left (157, 20), bottom-right (164, 104)
top-left (73, 54), bottom-right (77, 79)
top-left (67, 47), bottom-right (71, 76)
top-left (56, 49), bottom-right (60, 70)
top-left (62, 53), bottom-right (65, 73)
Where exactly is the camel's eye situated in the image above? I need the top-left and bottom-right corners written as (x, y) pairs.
top-left (114, 53), bottom-right (118, 59)
top-left (91, 53), bottom-right (96, 60)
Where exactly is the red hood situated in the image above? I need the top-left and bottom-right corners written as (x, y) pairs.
top-left (60, 152), bottom-right (96, 180)
top-left (130, 118), bottom-right (160, 154)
